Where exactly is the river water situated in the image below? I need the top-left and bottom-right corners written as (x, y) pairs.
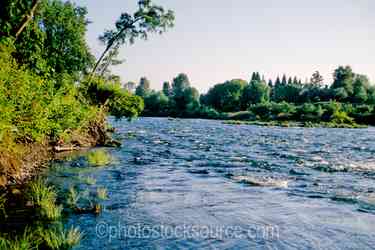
top-left (49, 118), bottom-right (375, 249)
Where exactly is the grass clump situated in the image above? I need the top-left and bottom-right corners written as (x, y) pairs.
top-left (36, 225), bottom-right (82, 250)
top-left (26, 178), bottom-right (62, 221)
top-left (86, 150), bottom-right (112, 167)
top-left (96, 188), bottom-right (108, 200)
top-left (80, 176), bottom-right (96, 185)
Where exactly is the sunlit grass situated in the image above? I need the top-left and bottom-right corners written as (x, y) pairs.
top-left (36, 225), bottom-right (82, 249)
top-left (26, 178), bottom-right (62, 220)
top-left (79, 176), bottom-right (96, 185)
top-left (96, 187), bottom-right (108, 200)
top-left (86, 150), bottom-right (111, 167)
top-left (0, 228), bottom-right (37, 250)
top-left (67, 187), bottom-right (80, 208)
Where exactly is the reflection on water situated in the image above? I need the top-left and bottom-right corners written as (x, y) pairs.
top-left (49, 118), bottom-right (375, 249)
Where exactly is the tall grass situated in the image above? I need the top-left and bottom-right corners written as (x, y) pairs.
top-left (26, 178), bottom-right (62, 220)
top-left (86, 150), bottom-right (111, 167)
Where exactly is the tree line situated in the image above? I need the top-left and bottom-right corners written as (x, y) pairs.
top-left (131, 67), bottom-right (375, 125)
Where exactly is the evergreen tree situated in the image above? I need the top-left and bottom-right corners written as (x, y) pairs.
top-left (293, 76), bottom-right (299, 85)
top-left (162, 81), bottom-right (171, 96)
top-left (288, 77), bottom-right (293, 85)
top-left (275, 76), bottom-right (281, 86)
top-left (135, 77), bottom-right (151, 97)
top-left (282, 74), bottom-right (287, 85)
top-left (268, 79), bottom-right (273, 88)
top-left (310, 71), bottom-right (324, 86)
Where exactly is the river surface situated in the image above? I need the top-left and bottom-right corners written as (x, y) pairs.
top-left (49, 118), bottom-right (375, 249)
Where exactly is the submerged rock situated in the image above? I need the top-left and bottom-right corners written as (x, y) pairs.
top-left (232, 175), bottom-right (289, 188)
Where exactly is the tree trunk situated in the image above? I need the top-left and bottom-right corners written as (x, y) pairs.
top-left (14, 0), bottom-right (41, 39)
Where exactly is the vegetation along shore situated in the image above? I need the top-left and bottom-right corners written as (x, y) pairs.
top-left (0, 0), bottom-right (173, 248)
top-left (0, 0), bottom-right (374, 249)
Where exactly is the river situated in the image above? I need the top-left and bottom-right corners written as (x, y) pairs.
top-left (49, 117), bottom-right (375, 249)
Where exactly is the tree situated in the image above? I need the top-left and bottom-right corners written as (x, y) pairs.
top-left (310, 71), bottom-right (324, 86)
top-left (281, 74), bottom-right (287, 85)
top-left (333, 87), bottom-right (348, 101)
top-left (352, 75), bottom-right (369, 103)
top-left (13, 0), bottom-right (41, 39)
top-left (97, 44), bottom-right (124, 78)
top-left (135, 77), bottom-right (151, 97)
top-left (275, 76), bottom-right (281, 86)
top-left (241, 80), bottom-right (270, 108)
top-left (90, 0), bottom-right (175, 78)
top-left (0, 0), bottom-right (94, 76)
top-left (268, 79), bottom-right (273, 88)
top-left (162, 81), bottom-right (171, 96)
top-left (170, 73), bottom-right (198, 113)
top-left (143, 91), bottom-right (169, 115)
top-left (288, 77), bottom-right (293, 85)
top-left (204, 79), bottom-right (247, 112)
top-left (124, 81), bottom-right (136, 92)
top-left (293, 76), bottom-right (299, 85)
top-left (332, 66), bottom-right (354, 98)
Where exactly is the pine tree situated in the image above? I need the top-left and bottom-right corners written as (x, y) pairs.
top-left (293, 76), bottom-right (298, 85)
top-left (275, 76), bottom-right (281, 86)
top-left (288, 77), bottom-right (293, 85)
top-left (162, 81), bottom-right (171, 96)
top-left (268, 79), bottom-right (273, 87)
top-left (282, 74), bottom-right (287, 85)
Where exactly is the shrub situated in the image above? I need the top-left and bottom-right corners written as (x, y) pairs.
top-left (0, 44), bottom-right (99, 144)
top-left (82, 77), bottom-right (144, 119)
top-left (296, 103), bottom-right (324, 122)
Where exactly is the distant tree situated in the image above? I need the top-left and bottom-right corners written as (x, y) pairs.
top-left (135, 77), bottom-right (151, 97)
top-left (143, 91), bottom-right (169, 115)
top-left (275, 76), bottom-right (281, 86)
top-left (331, 66), bottom-right (354, 98)
top-left (288, 77), bottom-right (293, 85)
top-left (241, 80), bottom-right (270, 108)
top-left (268, 79), bottom-right (273, 88)
top-left (124, 81), bottom-right (136, 92)
top-left (293, 76), bottom-right (299, 85)
top-left (90, 0), bottom-right (175, 78)
top-left (204, 79), bottom-right (247, 112)
top-left (333, 87), bottom-right (349, 101)
top-left (352, 74), bottom-right (369, 103)
top-left (170, 73), bottom-right (200, 114)
top-left (310, 71), bottom-right (324, 86)
top-left (281, 74), bottom-right (287, 85)
top-left (162, 81), bottom-right (172, 96)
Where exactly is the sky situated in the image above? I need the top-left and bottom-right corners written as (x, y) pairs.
top-left (74, 0), bottom-right (375, 93)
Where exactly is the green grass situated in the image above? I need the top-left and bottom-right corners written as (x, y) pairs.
top-left (79, 176), bottom-right (97, 185)
top-left (36, 225), bottom-right (82, 250)
top-left (96, 188), bottom-right (108, 200)
top-left (66, 187), bottom-right (80, 209)
top-left (26, 178), bottom-right (62, 220)
top-left (86, 150), bottom-right (112, 167)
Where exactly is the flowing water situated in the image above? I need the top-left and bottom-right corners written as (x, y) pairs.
top-left (49, 118), bottom-right (375, 249)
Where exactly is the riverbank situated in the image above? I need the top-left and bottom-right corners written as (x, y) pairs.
top-left (223, 120), bottom-right (368, 128)
top-left (0, 115), bottom-right (118, 249)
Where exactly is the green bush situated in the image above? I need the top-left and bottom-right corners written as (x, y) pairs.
top-left (296, 103), bottom-right (324, 122)
top-left (249, 102), bottom-right (296, 120)
top-left (82, 77), bottom-right (144, 119)
top-left (0, 44), bottom-right (98, 144)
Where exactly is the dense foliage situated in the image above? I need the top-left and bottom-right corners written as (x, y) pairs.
top-left (134, 68), bottom-right (375, 126)
top-left (0, 0), bottom-right (175, 187)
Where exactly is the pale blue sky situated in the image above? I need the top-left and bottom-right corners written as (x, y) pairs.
top-left (74, 0), bottom-right (375, 92)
